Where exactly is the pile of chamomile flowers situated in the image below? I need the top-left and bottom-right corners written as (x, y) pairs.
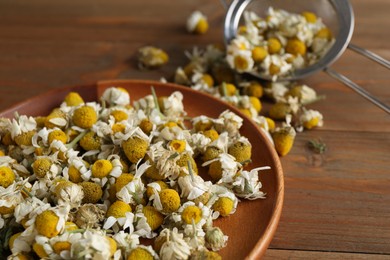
top-left (0, 86), bottom-right (270, 260)
top-left (226, 7), bottom-right (335, 80)
top-left (173, 43), bottom-right (325, 156)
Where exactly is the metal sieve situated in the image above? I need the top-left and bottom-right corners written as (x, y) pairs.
top-left (222, 0), bottom-right (390, 113)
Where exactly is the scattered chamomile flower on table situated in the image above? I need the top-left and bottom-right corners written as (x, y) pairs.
top-left (138, 46), bottom-right (169, 69)
top-left (187, 11), bottom-right (209, 35)
top-left (0, 86), bottom-right (271, 259)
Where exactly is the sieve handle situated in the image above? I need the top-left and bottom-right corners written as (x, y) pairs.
top-left (348, 44), bottom-right (390, 69)
top-left (324, 68), bottom-right (390, 114)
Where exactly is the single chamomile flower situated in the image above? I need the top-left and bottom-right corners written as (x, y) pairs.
top-left (232, 166), bottom-right (270, 199)
top-left (101, 87), bottom-right (131, 107)
top-left (187, 11), bottom-right (209, 34)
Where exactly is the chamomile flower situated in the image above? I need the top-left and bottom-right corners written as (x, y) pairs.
top-left (70, 203), bottom-right (106, 229)
top-left (102, 87), bottom-right (131, 107)
top-left (226, 50), bottom-right (254, 73)
top-left (127, 245), bottom-right (158, 260)
top-left (52, 180), bottom-right (84, 208)
top-left (178, 174), bottom-right (212, 203)
top-left (138, 46), bottom-right (169, 69)
top-left (103, 200), bottom-right (135, 233)
top-left (178, 201), bottom-right (211, 227)
top-left (112, 231), bottom-right (140, 256)
top-left (116, 160), bottom-right (149, 205)
top-left (70, 230), bottom-right (112, 259)
top-left (205, 226), bottom-right (228, 251)
top-left (0, 181), bottom-right (26, 218)
top-left (233, 166), bottom-right (270, 199)
top-left (208, 185), bottom-right (238, 218)
top-left (299, 108), bottom-right (324, 129)
top-left (157, 228), bottom-right (192, 260)
top-left (203, 152), bottom-right (241, 184)
top-left (214, 110), bottom-right (243, 138)
top-left (187, 11), bottom-right (209, 34)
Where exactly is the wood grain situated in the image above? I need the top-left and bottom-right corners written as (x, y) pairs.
top-left (0, 0), bottom-right (389, 258)
top-left (265, 249), bottom-right (390, 259)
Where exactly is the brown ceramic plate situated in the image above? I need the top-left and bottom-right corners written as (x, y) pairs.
top-left (0, 79), bottom-right (284, 259)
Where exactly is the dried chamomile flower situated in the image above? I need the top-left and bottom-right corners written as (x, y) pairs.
top-left (122, 136), bottom-right (149, 164)
top-left (272, 121), bottom-right (296, 156)
top-left (70, 230), bottom-right (112, 259)
top-left (71, 203), bottom-right (105, 229)
top-left (35, 209), bottom-right (65, 238)
top-left (299, 108), bottom-right (324, 130)
top-left (142, 205), bottom-right (164, 231)
top-left (45, 108), bottom-right (68, 129)
top-left (228, 136), bottom-right (252, 165)
top-left (52, 180), bottom-right (84, 208)
top-left (79, 181), bottom-right (103, 204)
top-left (187, 11), bottom-right (209, 34)
top-left (63, 92), bottom-right (84, 107)
top-left (103, 200), bottom-right (134, 232)
top-left (102, 86), bottom-right (131, 107)
top-left (72, 105), bottom-right (98, 129)
top-left (127, 245), bottom-right (158, 260)
top-left (0, 165), bottom-right (15, 188)
top-left (205, 226), bottom-right (228, 252)
top-left (284, 84), bottom-right (318, 104)
top-left (233, 166), bottom-right (270, 200)
top-left (138, 46), bottom-right (169, 69)
top-left (157, 228), bottom-right (192, 259)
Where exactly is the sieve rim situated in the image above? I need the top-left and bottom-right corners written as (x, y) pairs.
top-left (223, 0), bottom-right (355, 81)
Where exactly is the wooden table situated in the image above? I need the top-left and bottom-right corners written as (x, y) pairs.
top-left (0, 0), bottom-right (389, 259)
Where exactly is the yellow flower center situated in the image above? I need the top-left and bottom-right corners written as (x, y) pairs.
top-left (122, 136), bottom-right (148, 164)
top-left (139, 119), bottom-right (154, 135)
top-left (182, 205), bottom-right (202, 224)
top-left (32, 158), bottom-right (52, 178)
top-left (249, 96), bottom-right (262, 113)
top-left (35, 210), bottom-right (60, 238)
top-left (213, 197), bottom-right (234, 217)
top-left (14, 130), bottom-right (35, 146)
top-left (267, 38), bottom-right (282, 54)
top-left (80, 131), bottom-right (101, 151)
top-left (0, 166), bottom-right (15, 188)
top-left (111, 110), bottom-right (128, 122)
top-left (64, 92), bottom-right (84, 106)
top-left (48, 129), bottom-right (67, 144)
top-left (115, 173), bottom-right (134, 192)
top-left (201, 74), bottom-right (214, 88)
top-left (195, 18), bottom-right (209, 34)
top-left (33, 243), bottom-right (49, 258)
top-left (143, 205), bottom-right (164, 231)
top-left (91, 159), bottom-right (113, 178)
top-left (252, 46), bottom-right (268, 63)
top-left (72, 106), bottom-right (97, 129)
top-left (286, 38), bottom-right (307, 56)
top-left (45, 108), bottom-right (66, 129)
top-left (79, 181), bottom-right (103, 203)
top-left (53, 241), bottom-right (72, 254)
top-left (169, 139), bottom-right (186, 153)
top-left (203, 129), bottom-right (219, 141)
top-left (234, 55), bottom-right (250, 71)
top-left (159, 189), bottom-right (181, 213)
top-left (302, 11), bottom-right (317, 23)
top-left (106, 200), bottom-right (132, 218)
top-left (127, 247), bottom-right (153, 260)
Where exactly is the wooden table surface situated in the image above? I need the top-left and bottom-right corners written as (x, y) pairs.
top-left (0, 0), bottom-right (389, 259)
